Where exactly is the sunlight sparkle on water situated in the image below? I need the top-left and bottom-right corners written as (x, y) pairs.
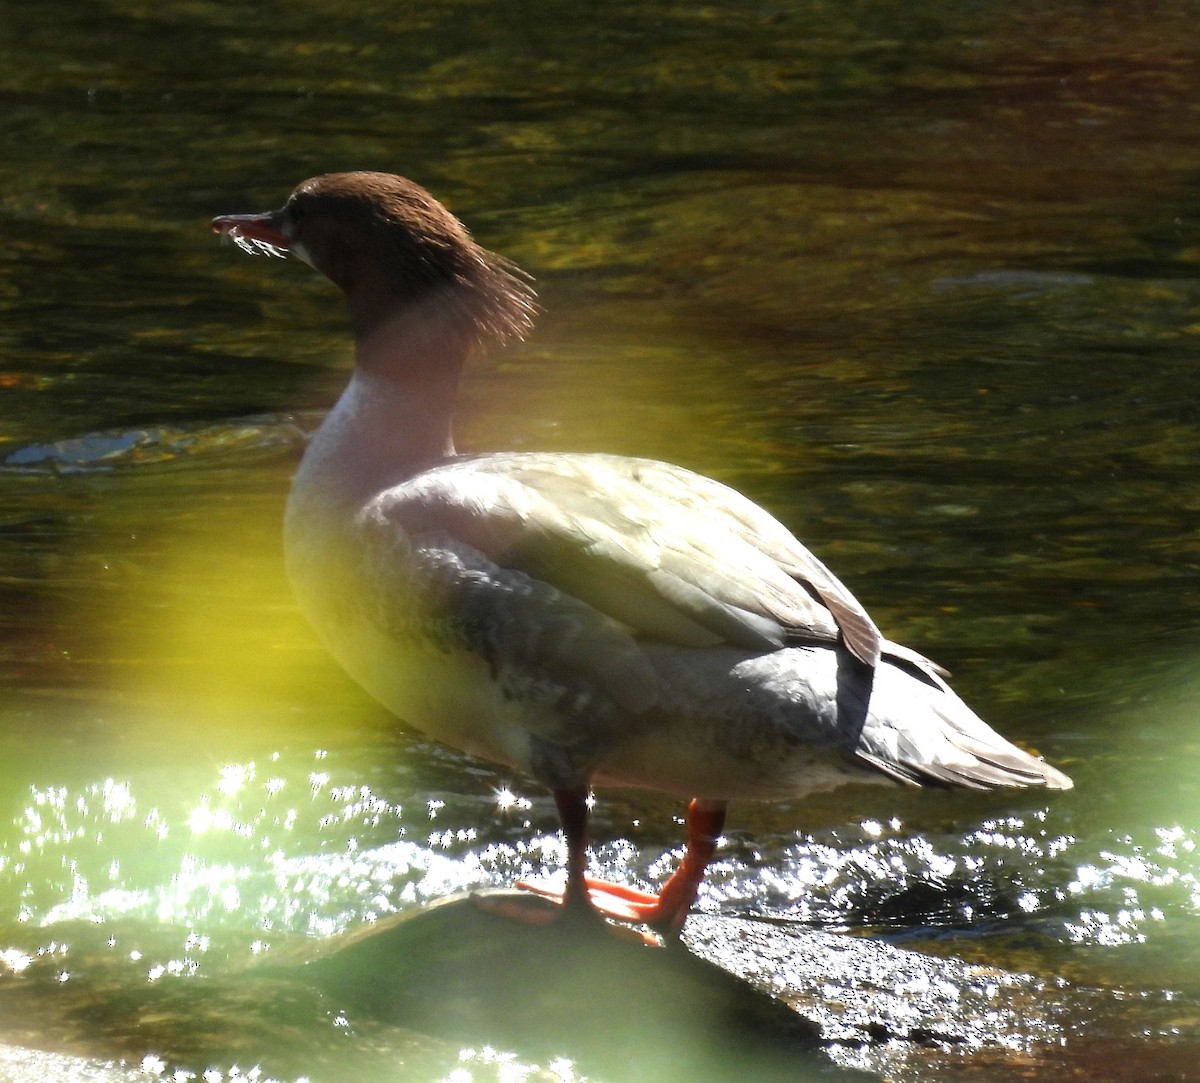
top-left (447, 1046), bottom-right (589, 1083)
top-left (1060, 824), bottom-right (1199, 947)
top-left (493, 787), bottom-right (532, 814)
top-left (217, 763), bottom-right (254, 797)
top-left (187, 803), bottom-right (236, 836)
top-left (1157, 824), bottom-right (1197, 859)
top-left (0, 947), bottom-right (32, 973)
top-left (100, 779), bottom-right (136, 822)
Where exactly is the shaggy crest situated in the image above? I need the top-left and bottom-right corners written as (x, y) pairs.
top-left (287, 172), bottom-right (538, 346)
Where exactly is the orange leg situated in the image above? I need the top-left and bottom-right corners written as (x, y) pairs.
top-left (518, 793), bottom-right (728, 939)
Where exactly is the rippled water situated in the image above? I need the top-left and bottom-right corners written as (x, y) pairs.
top-left (2, 2), bottom-right (1200, 1080)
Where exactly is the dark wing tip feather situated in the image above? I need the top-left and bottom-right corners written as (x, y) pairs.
top-left (840, 611), bottom-right (883, 668)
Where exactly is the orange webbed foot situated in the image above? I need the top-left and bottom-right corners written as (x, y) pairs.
top-left (516, 795), bottom-right (729, 940)
top-left (516, 874), bottom-right (691, 935)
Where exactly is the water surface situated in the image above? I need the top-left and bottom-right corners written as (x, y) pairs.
top-left (2, 2), bottom-right (1200, 1080)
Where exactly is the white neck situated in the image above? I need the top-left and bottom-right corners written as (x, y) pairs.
top-left (290, 367), bottom-right (456, 515)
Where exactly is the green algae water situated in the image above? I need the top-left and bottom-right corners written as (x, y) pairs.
top-left (2, 2), bottom-right (1200, 1079)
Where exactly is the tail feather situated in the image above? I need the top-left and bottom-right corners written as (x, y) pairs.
top-left (856, 659), bottom-right (1074, 792)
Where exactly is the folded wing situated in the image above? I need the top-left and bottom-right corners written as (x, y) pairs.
top-left (379, 452), bottom-right (885, 665)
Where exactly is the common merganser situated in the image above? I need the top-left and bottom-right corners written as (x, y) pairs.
top-left (212, 172), bottom-right (1072, 938)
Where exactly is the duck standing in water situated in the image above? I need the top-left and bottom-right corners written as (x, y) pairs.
top-left (212, 172), bottom-right (1071, 938)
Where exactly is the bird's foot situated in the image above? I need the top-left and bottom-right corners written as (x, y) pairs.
top-left (516, 874), bottom-right (694, 940)
top-left (469, 887), bottom-right (563, 926)
top-left (471, 880), bottom-right (658, 944)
